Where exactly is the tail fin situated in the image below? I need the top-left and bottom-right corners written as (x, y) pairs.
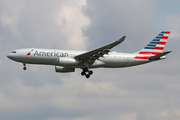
top-left (137, 31), bottom-right (170, 55)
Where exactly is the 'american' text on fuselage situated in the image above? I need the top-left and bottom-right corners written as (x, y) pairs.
top-left (34, 50), bottom-right (68, 57)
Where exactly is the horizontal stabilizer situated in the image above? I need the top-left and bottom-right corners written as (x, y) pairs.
top-left (148, 51), bottom-right (172, 60)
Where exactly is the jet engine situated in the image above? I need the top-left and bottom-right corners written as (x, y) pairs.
top-left (55, 66), bottom-right (75, 73)
top-left (58, 57), bottom-right (79, 66)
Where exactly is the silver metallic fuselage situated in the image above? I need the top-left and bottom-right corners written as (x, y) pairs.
top-left (7, 48), bottom-right (156, 68)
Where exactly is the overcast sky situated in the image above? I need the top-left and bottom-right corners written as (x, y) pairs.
top-left (1, 0), bottom-right (180, 120)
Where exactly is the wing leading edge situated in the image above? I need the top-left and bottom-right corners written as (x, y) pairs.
top-left (75, 36), bottom-right (126, 65)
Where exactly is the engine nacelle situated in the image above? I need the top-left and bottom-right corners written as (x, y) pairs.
top-left (58, 57), bottom-right (79, 66)
top-left (55, 66), bottom-right (75, 73)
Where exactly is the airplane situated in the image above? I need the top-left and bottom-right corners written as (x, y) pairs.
top-left (7, 31), bottom-right (171, 78)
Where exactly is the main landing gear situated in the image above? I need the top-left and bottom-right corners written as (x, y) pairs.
top-left (81, 67), bottom-right (93, 78)
top-left (23, 63), bottom-right (27, 70)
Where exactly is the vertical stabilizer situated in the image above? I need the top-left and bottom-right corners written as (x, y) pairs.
top-left (134, 31), bottom-right (170, 60)
top-left (138, 31), bottom-right (170, 55)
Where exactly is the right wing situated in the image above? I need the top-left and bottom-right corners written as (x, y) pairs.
top-left (75, 36), bottom-right (126, 65)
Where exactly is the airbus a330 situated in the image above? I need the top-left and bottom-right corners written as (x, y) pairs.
top-left (7, 31), bottom-right (171, 78)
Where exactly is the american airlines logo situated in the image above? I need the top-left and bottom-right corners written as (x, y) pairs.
top-left (34, 50), bottom-right (68, 57)
top-left (27, 49), bottom-right (34, 56)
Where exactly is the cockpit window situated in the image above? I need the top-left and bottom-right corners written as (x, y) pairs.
top-left (11, 51), bottom-right (16, 53)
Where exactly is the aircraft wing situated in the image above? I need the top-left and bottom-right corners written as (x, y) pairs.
top-left (75, 36), bottom-right (126, 64)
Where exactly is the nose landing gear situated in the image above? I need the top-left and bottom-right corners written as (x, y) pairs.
top-left (23, 63), bottom-right (27, 70)
top-left (81, 67), bottom-right (93, 78)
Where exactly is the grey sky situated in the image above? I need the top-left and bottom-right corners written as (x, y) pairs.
top-left (0, 0), bottom-right (180, 120)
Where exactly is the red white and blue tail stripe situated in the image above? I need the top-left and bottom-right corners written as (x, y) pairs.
top-left (134, 31), bottom-right (170, 59)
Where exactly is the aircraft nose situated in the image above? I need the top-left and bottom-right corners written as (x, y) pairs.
top-left (7, 50), bottom-right (21, 61)
top-left (7, 53), bottom-right (17, 60)
top-left (7, 53), bottom-right (12, 59)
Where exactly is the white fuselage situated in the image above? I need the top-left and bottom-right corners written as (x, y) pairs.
top-left (7, 48), bottom-right (157, 69)
top-left (7, 31), bottom-right (170, 78)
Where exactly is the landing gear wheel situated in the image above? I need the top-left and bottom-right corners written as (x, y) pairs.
top-left (81, 67), bottom-right (93, 78)
top-left (86, 74), bottom-right (90, 78)
top-left (23, 67), bottom-right (27, 70)
top-left (23, 63), bottom-right (27, 70)
top-left (83, 67), bottom-right (88, 72)
top-left (89, 70), bottom-right (93, 75)
top-left (81, 71), bottom-right (85, 76)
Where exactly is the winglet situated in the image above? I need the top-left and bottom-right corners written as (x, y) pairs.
top-left (104, 36), bottom-right (126, 49)
top-left (106, 36), bottom-right (126, 49)
top-left (117, 36), bottom-right (126, 44)
top-left (148, 51), bottom-right (172, 60)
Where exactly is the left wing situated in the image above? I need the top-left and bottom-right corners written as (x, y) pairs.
top-left (75, 36), bottom-right (126, 65)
